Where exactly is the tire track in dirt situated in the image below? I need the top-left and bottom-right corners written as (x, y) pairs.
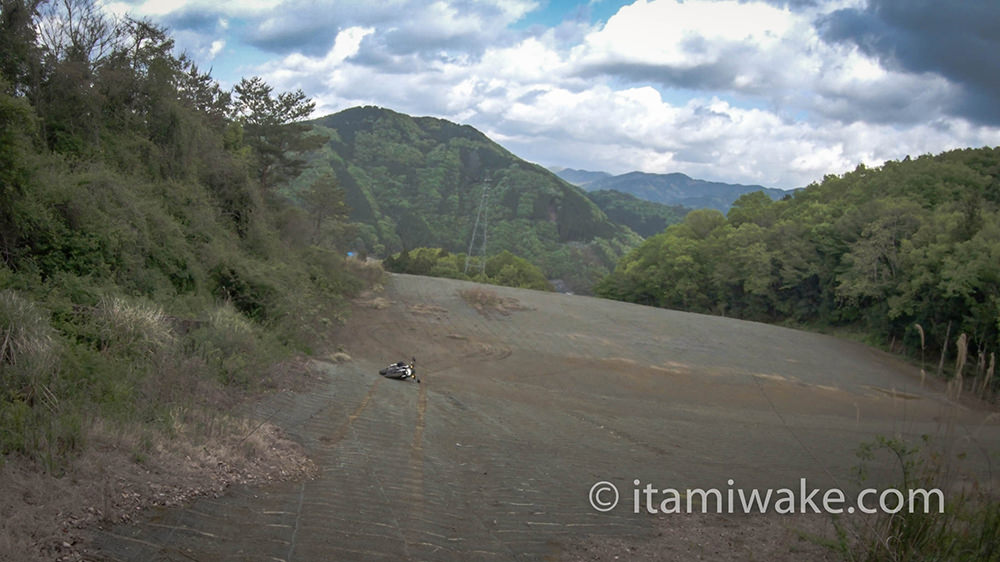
top-left (319, 377), bottom-right (382, 447)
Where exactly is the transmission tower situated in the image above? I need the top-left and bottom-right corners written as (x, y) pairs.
top-left (464, 180), bottom-right (490, 275)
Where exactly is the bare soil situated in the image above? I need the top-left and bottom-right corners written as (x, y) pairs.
top-left (0, 358), bottom-right (323, 562)
top-left (38, 274), bottom-right (1000, 561)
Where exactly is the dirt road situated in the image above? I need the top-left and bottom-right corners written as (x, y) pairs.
top-left (93, 274), bottom-right (1000, 560)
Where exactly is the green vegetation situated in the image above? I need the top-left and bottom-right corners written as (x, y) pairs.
top-left (0, 0), bottom-right (373, 469)
top-left (291, 106), bottom-right (641, 293)
top-left (384, 248), bottom-right (553, 291)
top-left (597, 149), bottom-right (1000, 397)
top-left (834, 435), bottom-right (1000, 561)
top-left (585, 189), bottom-right (688, 237)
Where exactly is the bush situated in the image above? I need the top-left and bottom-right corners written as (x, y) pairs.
top-left (385, 247), bottom-right (553, 291)
top-left (188, 303), bottom-right (279, 389)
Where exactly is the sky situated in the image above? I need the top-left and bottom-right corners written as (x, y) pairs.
top-left (101, 0), bottom-right (1000, 189)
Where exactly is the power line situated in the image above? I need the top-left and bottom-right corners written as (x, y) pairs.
top-left (464, 179), bottom-right (490, 275)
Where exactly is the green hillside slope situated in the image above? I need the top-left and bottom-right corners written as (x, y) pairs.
top-left (585, 189), bottom-right (689, 237)
top-left (0, 9), bottom-right (376, 471)
top-left (292, 107), bottom-right (640, 292)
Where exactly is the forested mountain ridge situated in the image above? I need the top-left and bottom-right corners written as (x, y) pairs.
top-left (597, 147), bottom-right (1000, 394)
top-left (585, 189), bottom-right (689, 238)
top-left (293, 106), bottom-right (641, 292)
top-left (558, 169), bottom-right (791, 212)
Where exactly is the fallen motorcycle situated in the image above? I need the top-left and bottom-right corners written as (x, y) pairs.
top-left (379, 357), bottom-right (420, 383)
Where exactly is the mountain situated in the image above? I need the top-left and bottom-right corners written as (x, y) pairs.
top-left (585, 190), bottom-right (688, 237)
top-left (551, 168), bottom-right (612, 187)
top-left (295, 106), bottom-right (640, 292)
top-left (559, 170), bottom-right (790, 213)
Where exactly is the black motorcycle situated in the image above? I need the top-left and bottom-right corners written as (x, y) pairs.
top-left (379, 357), bottom-right (420, 383)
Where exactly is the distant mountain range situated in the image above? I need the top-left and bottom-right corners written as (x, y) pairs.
top-left (552, 168), bottom-right (613, 186)
top-left (554, 168), bottom-right (792, 213)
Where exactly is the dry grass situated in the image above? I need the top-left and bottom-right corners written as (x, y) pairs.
top-left (344, 257), bottom-right (386, 289)
top-left (0, 387), bottom-right (319, 562)
top-left (408, 303), bottom-right (448, 316)
top-left (328, 351), bottom-right (352, 364)
top-left (832, 435), bottom-right (1000, 562)
top-left (0, 345), bottom-right (328, 561)
top-left (951, 333), bottom-right (969, 400)
top-left (0, 290), bottom-right (67, 460)
top-left (94, 296), bottom-right (174, 356)
top-left (0, 290), bottom-right (56, 369)
top-left (459, 287), bottom-right (529, 317)
top-left (357, 295), bottom-right (392, 310)
top-left (0, 290), bottom-right (58, 398)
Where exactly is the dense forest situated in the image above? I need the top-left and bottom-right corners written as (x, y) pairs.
top-left (585, 189), bottom-right (688, 238)
top-left (383, 247), bottom-right (554, 291)
top-left (597, 148), bottom-right (1000, 396)
top-left (290, 106), bottom-right (641, 293)
top-left (0, 0), bottom-right (375, 466)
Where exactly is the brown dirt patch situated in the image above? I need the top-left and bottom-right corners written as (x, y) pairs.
top-left (0, 360), bottom-right (326, 562)
top-left (459, 287), bottom-right (531, 317)
top-left (407, 303), bottom-right (449, 316)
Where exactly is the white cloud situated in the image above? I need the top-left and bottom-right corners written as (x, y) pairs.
top-left (119, 0), bottom-right (281, 17)
top-left (114, 0), bottom-right (1000, 188)
top-left (573, 0), bottom-right (795, 69)
top-left (331, 26), bottom-right (374, 62)
top-left (208, 39), bottom-right (225, 59)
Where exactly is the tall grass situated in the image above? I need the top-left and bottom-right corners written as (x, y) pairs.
top-left (0, 290), bottom-right (79, 470)
top-left (94, 296), bottom-right (174, 357)
top-left (953, 333), bottom-right (969, 400)
top-left (836, 435), bottom-right (1000, 561)
top-left (0, 283), bottom-right (307, 471)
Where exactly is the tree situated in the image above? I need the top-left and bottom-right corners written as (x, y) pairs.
top-left (231, 76), bottom-right (322, 190)
top-left (175, 56), bottom-right (231, 127)
top-left (0, 0), bottom-right (43, 94)
top-left (835, 199), bottom-right (923, 307)
top-left (727, 190), bottom-right (776, 228)
top-left (36, 0), bottom-right (123, 64)
top-left (301, 172), bottom-right (348, 245)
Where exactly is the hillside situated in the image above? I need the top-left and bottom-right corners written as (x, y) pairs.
top-left (597, 147), bottom-right (1000, 398)
top-left (294, 107), bottom-right (640, 292)
top-left (0, 9), bottom-right (380, 559)
top-left (585, 189), bottom-right (689, 237)
top-left (558, 169), bottom-right (790, 212)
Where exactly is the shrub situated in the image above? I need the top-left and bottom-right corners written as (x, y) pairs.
top-left (188, 303), bottom-right (279, 389)
top-left (94, 295), bottom-right (174, 358)
top-left (0, 290), bottom-right (58, 408)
